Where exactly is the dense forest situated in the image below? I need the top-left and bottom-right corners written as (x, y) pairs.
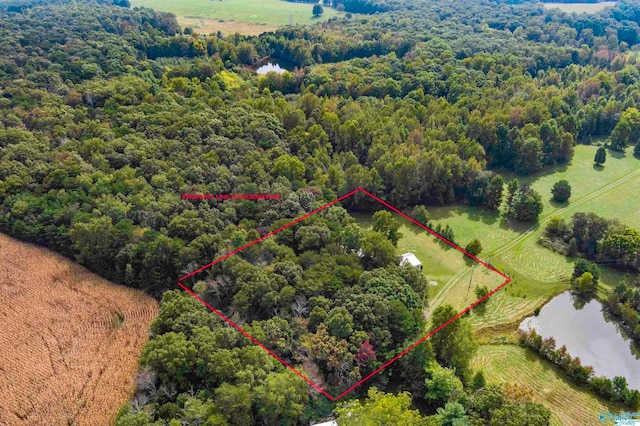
top-left (1, 0), bottom-right (640, 423)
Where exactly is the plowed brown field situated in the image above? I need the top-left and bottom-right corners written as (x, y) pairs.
top-left (0, 233), bottom-right (158, 426)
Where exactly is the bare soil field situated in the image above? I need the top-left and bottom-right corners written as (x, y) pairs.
top-left (0, 233), bottom-right (158, 426)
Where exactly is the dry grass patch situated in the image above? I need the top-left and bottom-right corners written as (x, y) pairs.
top-left (178, 17), bottom-right (279, 36)
top-left (0, 233), bottom-right (158, 426)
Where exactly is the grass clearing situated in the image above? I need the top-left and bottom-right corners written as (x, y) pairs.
top-left (420, 144), bottom-right (640, 324)
top-left (177, 17), bottom-right (279, 36)
top-left (351, 212), bottom-right (506, 322)
top-left (471, 345), bottom-right (622, 426)
top-left (0, 233), bottom-right (158, 426)
top-left (131, 0), bottom-right (344, 35)
top-left (542, 1), bottom-right (617, 14)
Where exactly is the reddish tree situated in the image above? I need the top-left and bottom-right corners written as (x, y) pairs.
top-left (355, 340), bottom-right (376, 365)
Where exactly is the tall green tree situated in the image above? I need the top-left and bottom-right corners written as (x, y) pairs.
top-left (551, 180), bottom-right (572, 203)
top-left (594, 146), bottom-right (607, 165)
top-left (335, 388), bottom-right (426, 425)
top-left (486, 175), bottom-right (504, 211)
top-left (373, 210), bottom-right (402, 245)
top-left (253, 371), bottom-right (309, 425)
top-left (360, 231), bottom-right (398, 268)
top-left (429, 304), bottom-right (478, 380)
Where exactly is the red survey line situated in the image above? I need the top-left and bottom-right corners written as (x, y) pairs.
top-left (177, 281), bottom-right (337, 400)
top-left (356, 187), bottom-right (508, 279)
top-left (176, 186), bottom-right (511, 400)
top-left (179, 188), bottom-right (360, 282)
top-left (333, 275), bottom-right (511, 400)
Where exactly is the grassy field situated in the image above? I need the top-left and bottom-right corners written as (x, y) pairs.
top-left (542, 1), bottom-right (617, 14)
top-left (471, 345), bottom-right (623, 426)
top-left (422, 144), bottom-right (640, 323)
top-left (130, 0), bottom-right (344, 35)
top-left (352, 213), bottom-right (506, 325)
top-left (0, 233), bottom-right (158, 426)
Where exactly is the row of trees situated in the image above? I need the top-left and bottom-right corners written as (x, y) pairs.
top-left (605, 279), bottom-right (640, 343)
top-left (519, 329), bottom-right (640, 408)
top-left (542, 212), bottom-right (640, 270)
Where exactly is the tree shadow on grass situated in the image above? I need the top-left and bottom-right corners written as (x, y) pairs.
top-left (499, 216), bottom-right (538, 233)
top-left (549, 198), bottom-right (569, 209)
top-left (464, 206), bottom-right (500, 226)
top-left (437, 238), bottom-right (455, 251)
top-left (609, 149), bottom-right (627, 159)
top-left (516, 161), bottom-right (571, 187)
top-left (473, 302), bottom-right (487, 316)
top-left (592, 163), bottom-right (605, 171)
top-left (463, 254), bottom-right (478, 267)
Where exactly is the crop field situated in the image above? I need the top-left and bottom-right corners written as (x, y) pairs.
top-left (542, 1), bottom-right (618, 14)
top-left (0, 233), bottom-right (158, 426)
top-left (471, 345), bottom-right (622, 426)
top-left (130, 0), bottom-right (344, 35)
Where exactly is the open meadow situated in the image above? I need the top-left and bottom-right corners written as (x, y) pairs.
top-left (130, 0), bottom-right (344, 35)
top-left (422, 144), bottom-right (640, 327)
top-left (471, 345), bottom-right (623, 426)
top-left (0, 234), bottom-right (158, 426)
top-left (352, 212), bottom-right (506, 326)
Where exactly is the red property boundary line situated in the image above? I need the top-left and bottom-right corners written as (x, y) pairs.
top-left (177, 187), bottom-right (511, 401)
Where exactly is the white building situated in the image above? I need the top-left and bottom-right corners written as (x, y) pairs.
top-left (311, 420), bottom-right (338, 426)
top-left (400, 252), bottom-right (422, 270)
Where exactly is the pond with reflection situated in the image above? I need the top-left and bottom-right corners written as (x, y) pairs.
top-left (520, 292), bottom-right (640, 390)
top-left (255, 58), bottom-right (295, 75)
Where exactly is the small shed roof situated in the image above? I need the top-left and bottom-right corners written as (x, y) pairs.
top-left (311, 420), bottom-right (338, 426)
top-left (400, 252), bottom-right (421, 267)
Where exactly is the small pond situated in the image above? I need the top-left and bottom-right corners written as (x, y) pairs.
top-left (520, 292), bottom-right (640, 390)
top-left (255, 58), bottom-right (295, 75)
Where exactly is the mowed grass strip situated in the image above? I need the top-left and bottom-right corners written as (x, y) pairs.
top-left (352, 212), bottom-right (506, 322)
top-left (131, 0), bottom-right (343, 31)
top-left (423, 145), bottom-right (640, 318)
top-left (471, 345), bottom-right (621, 426)
top-left (0, 233), bottom-right (158, 426)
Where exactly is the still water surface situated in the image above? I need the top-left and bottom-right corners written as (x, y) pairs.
top-left (256, 62), bottom-right (286, 74)
top-left (520, 292), bottom-right (640, 389)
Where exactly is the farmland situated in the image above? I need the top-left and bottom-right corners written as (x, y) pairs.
top-left (471, 345), bottom-right (622, 426)
top-left (0, 234), bottom-right (158, 426)
top-left (130, 0), bottom-right (344, 35)
top-left (423, 144), bottom-right (640, 327)
top-left (542, 1), bottom-right (618, 14)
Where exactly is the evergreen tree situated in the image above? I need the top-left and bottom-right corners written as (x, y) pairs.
top-left (594, 146), bottom-right (607, 165)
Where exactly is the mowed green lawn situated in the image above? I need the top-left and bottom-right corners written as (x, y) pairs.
top-left (130, 0), bottom-right (343, 28)
top-left (353, 144), bottom-right (640, 329)
top-left (351, 213), bottom-right (506, 323)
top-left (423, 144), bottom-right (640, 321)
top-left (471, 345), bottom-right (623, 426)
